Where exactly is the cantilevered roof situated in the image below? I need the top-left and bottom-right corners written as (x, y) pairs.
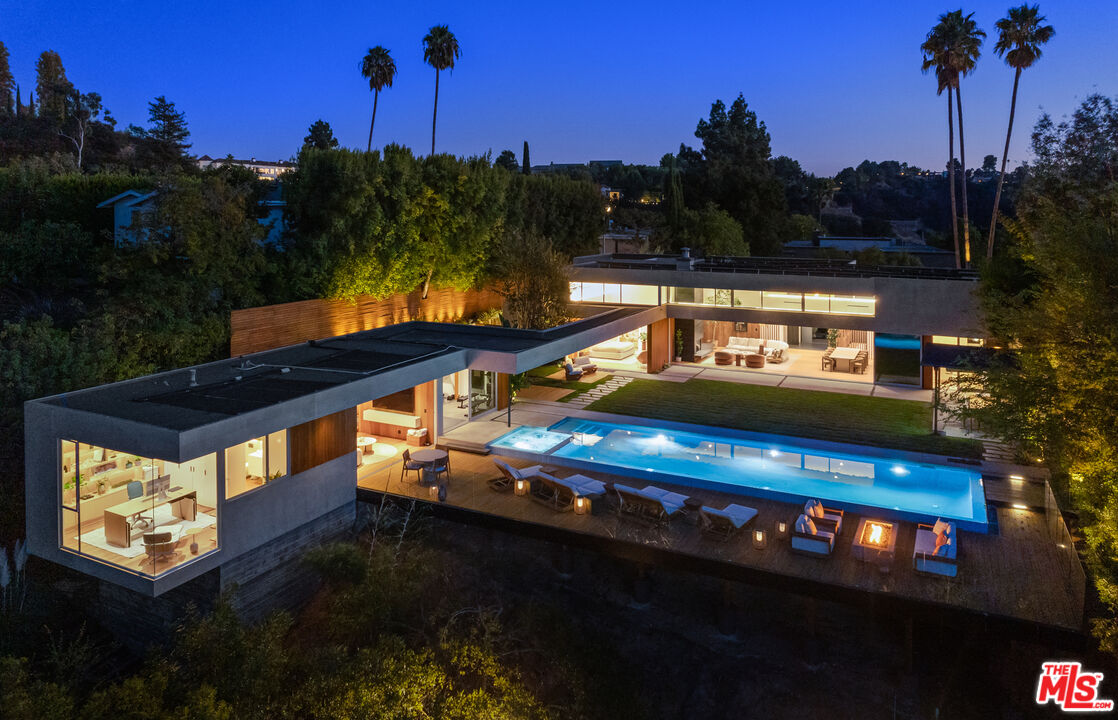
top-left (573, 253), bottom-right (980, 281)
top-left (38, 306), bottom-right (654, 434)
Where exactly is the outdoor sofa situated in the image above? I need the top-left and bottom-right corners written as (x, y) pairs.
top-left (791, 513), bottom-right (836, 556)
top-left (803, 499), bottom-right (844, 534)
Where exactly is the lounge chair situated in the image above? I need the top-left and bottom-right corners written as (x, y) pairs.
top-left (530, 471), bottom-right (606, 511)
top-left (142, 528), bottom-right (180, 562)
top-left (612, 484), bottom-right (685, 526)
top-left (698, 503), bottom-right (758, 541)
top-left (564, 362), bottom-right (583, 381)
top-left (913, 519), bottom-right (958, 577)
top-left (491, 459), bottom-right (544, 492)
top-left (791, 513), bottom-right (835, 556)
top-left (573, 356), bottom-right (598, 375)
top-left (803, 499), bottom-right (844, 534)
top-left (768, 347), bottom-right (787, 364)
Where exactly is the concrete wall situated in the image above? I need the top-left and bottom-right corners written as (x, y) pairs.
top-left (567, 266), bottom-right (982, 337)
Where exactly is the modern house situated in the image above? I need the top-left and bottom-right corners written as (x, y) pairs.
top-left (28, 252), bottom-right (1073, 639)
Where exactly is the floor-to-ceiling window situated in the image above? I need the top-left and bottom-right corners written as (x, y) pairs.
top-left (59, 441), bottom-right (218, 577)
top-left (470, 370), bottom-right (497, 416)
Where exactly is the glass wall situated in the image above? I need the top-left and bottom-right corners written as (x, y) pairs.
top-left (470, 370), bottom-right (497, 415)
top-left (665, 287), bottom-right (876, 316)
top-left (59, 441), bottom-right (218, 577)
top-left (225, 431), bottom-right (287, 499)
top-left (569, 283), bottom-right (658, 305)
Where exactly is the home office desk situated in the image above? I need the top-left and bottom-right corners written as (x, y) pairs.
top-left (103, 488), bottom-right (197, 548)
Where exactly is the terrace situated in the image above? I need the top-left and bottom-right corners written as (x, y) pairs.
top-left (358, 428), bottom-right (1083, 637)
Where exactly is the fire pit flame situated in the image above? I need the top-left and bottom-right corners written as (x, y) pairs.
top-left (868, 522), bottom-right (883, 545)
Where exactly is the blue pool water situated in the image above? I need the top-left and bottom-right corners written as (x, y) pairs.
top-left (490, 418), bottom-right (987, 531)
top-left (874, 333), bottom-right (922, 350)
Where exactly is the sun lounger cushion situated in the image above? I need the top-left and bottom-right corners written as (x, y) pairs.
top-left (562, 473), bottom-right (606, 495)
top-left (932, 519), bottom-right (954, 539)
top-left (705, 503), bottom-right (758, 529)
top-left (543, 472), bottom-right (605, 497)
top-left (493, 459), bottom-right (543, 481)
top-left (638, 485), bottom-right (688, 514)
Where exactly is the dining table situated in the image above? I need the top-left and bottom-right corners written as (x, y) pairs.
top-left (409, 448), bottom-right (448, 485)
top-left (829, 346), bottom-right (859, 372)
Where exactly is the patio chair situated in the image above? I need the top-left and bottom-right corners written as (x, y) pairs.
top-left (698, 503), bottom-right (758, 541)
top-left (821, 349), bottom-right (835, 372)
top-left (803, 499), bottom-right (844, 534)
top-left (400, 449), bottom-right (424, 484)
top-left (564, 362), bottom-right (583, 382)
top-left (913, 519), bottom-right (958, 577)
top-left (852, 351), bottom-right (868, 374)
top-left (791, 513), bottom-right (835, 557)
top-left (490, 459), bottom-right (544, 492)
top-left (768, 348), bottom-right (787, 364)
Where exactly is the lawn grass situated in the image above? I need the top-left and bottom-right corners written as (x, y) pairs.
top-left (525, 363), bottom-right (614, 402)
top-left (585, 378), bottom-right (984, 459)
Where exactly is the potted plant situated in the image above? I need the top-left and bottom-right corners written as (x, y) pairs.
top-left (674, 329), bottom-right (684, 362)
top-left (97, 478), bottom-right (106, 495)
top-left (826, 328), bottom-right (839, 349)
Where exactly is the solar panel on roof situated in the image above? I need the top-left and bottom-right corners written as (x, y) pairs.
top-left (140, 372), bottom-right (341, 416)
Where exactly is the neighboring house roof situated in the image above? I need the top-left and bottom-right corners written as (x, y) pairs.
top-left (96, 190), bottom-right (158, 209)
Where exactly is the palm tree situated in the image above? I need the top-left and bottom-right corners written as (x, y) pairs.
top-left (986, 5), bottom-right (1054, 261)
top-left (422, 25), bottom-right (460, 155)
top-left (922, 22), bottom-right (961, 269)
top-left (360, 46), bottom-right (396, 153)
top-left (945, 11), bottom-right (985, 267)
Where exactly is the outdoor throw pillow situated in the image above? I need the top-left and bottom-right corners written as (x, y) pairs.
top-left (805, 499), bottom-right (822, 518)
top-left (932, 519), bottom-right (951, 538)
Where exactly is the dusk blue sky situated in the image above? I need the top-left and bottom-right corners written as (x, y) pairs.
top-left (3, 1), bottom-right (1114, 175)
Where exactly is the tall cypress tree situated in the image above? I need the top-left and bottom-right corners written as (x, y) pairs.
top-left (522, 141), bottom-right (531, 175)
top-left (14, 84), bottom-right (21, 116)
top-left (0, 41), bottom-right (13, 117)
top-left (663, 156), bottom-right (684, 231)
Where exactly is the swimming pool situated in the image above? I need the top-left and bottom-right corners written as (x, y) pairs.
top-left (490, 418), bottom-right (987, 532)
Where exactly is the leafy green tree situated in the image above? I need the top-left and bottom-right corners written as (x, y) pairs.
top-left (494, 149), bottom-right (517, 171)
top-left (675, 203), bottom-right (747, 256)
top-left (0, 42), bottom-right (13, 117)
top-left (360, 46), bottom-right (396, 153)
top-left (987, 3), bottom-right (1054, 261)
top-left (422, 25), bottom-right (460, 155)
top-left (675, 95), bottom-right (786, 255)
top-left (955, 95), bottom-right (1118, 653)
top-left (491, 232), bottom-right (569, 329)
top-left (522, 140), bottom-right (531, 174)
top-left (303, 119), bottom-right (339, 150)
top-left (34, 50), bottom-right (71, 124)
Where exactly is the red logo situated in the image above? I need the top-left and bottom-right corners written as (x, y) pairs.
top-left (1036, 662), bottom-right (1114, 712)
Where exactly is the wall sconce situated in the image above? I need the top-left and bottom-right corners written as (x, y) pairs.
top-left (574, 496), bottom-right (590, 515)
top-left (752, 529), bottom-right (767, 549)
top-left (777, 521), bottom-right (788, 538)
top-left (515, 479), bottom-right (529, 496)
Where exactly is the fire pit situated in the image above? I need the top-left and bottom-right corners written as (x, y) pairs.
top-left (852, 518), bottom-right (897, 567)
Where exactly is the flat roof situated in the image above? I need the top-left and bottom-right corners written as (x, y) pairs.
top-left (36, 306), bottom-right (651, 433)
top-left (573, 253), bottom-right (979, 281)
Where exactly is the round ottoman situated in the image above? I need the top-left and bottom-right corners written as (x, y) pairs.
top-left (714, 350), bottom-right (733, 365)
top-left (745, 353), bottom-right (766, 368)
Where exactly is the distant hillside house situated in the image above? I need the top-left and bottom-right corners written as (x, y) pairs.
top-left (197, 155), bottom-right (296, 180)
top-left (96, 189), bottom-right (158, 246)
top-left (98, 187), bottom-right (287, 247)
top-left (600, 185), bottom-right (622, 202)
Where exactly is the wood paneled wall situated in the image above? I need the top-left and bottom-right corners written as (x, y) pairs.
top-left (290, 409), bottom-right (357, 475)
top-left (496, 374), bottom-right (510, 410)
top-left (231, 287), bottom-right (504, 356)
top-left (356, 381), bottom-right (437, 441)
top-left (647, 318), bottom-right (671, 372)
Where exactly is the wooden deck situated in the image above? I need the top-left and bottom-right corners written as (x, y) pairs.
top-left (358, 450), bottom-right (1085, 636)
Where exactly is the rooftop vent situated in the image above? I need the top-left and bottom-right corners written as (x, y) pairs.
top-left (189, 369), bottom-right (198, 387)
top-left (676, 247), bottom-right (695, 270)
